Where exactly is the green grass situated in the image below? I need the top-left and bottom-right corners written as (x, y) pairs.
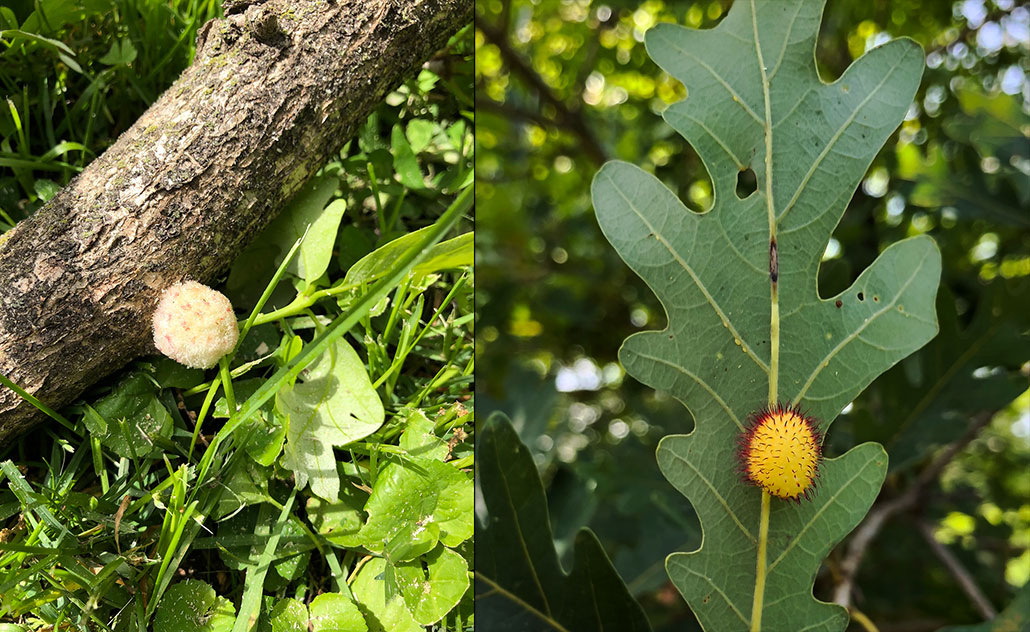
top-left (0, 3), bottom-right (474, 630)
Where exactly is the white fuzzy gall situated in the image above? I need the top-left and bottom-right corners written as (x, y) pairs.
top-left (152, 281), bottom-right (239, 369)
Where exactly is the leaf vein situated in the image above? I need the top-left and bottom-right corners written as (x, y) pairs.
top-left (658, 34), bottom-right (764, 125)
top-left (634, 351), bottom-right (744, 430)
top-left (766, 1), bottom-right (804, 81)
top-left (667, 450), bottom-right (755, 543)
top-left (680, 565), bottom-right (750, 626)
top-left (675, 111), bottom-right (746, 170)
top-left (605, 172), bottom-right (771, 374)
top-left (777, 52), bottom-right (913, 225)
top-left (474, 573), bottom-right (570, 632)
top-left (766, 455), bottom-right (878, 573)
top-left (792, 256), bottom-right (926, 404)
top-left (498, 455), bottom-right (553, 617)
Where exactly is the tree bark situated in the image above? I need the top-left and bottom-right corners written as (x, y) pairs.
top-left (0, 0), bottom-right (472, 440)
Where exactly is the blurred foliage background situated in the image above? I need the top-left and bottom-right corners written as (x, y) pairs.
top-left (475, 0), bottom-right (1030, 630)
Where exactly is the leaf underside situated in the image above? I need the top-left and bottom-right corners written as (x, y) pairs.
top-left (591, 1), bottom-right (940, 631)
top-left (279, 339), bottom-right (385, 501)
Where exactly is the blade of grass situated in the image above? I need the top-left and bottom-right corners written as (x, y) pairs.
top-left (0, 371), bottom-right (74, 430)
top-left (0, 461), bottom-right (72, 542)
top-left (231, 489), bottom-right (297, 632)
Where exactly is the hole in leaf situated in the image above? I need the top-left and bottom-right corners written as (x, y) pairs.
top-left (857, 292), bottom-right (865, 301)
top-left (736, 167), bottom-right (757, 199)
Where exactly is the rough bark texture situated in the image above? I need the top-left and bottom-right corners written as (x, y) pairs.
top-left (0, 0), bottom-right (472, 440)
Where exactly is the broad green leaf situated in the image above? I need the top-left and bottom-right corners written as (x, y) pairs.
top-left (0, 8), bottom-right (17, 30)
top-left (279, 177), bottom-right (346, 286)
top-left (405, 119), bottom-right (438, 154)
top-left (591, 2), bottom-right (940, 631)
top-left (306, 482), bottom-right (368, 548)
top-left (212, 460), bottom-right (272, 520)
top-left (98, 37), bottom-right (136, 65)
top-left (399, 408), bottom-right (449, 461)
top-left (269, 599), bottom-right (308, 632)
top-left (268, 595), bottom-right (367, 632)
top-left (411, 231), bottom-right (472, 276)
top-left (393, 545), bottom-right (469, 625)
top-left (351, 558), bottom-right (422, 632)
top-left (215, 378), bottom-right (285, 467)
top-left (296, 199), bottom-right (347, 286)
top-left (475, 414), bottom-right (651, 632)
top-left (391, 124), bottom-right (424, 189)
top-left (32, 178), bottom-right (60, 201)
top-left (87, 373), bottom-right (173, 459)
top-left (278, 339), bottom-right (384, 501)
top-left (358, 456), bottom-right (472, 562)
top-left (151, 357), bottom-right (204, 389)
top-left (308, 593), bottom-right (367, 632)
top-left (226, 175), bottom-right (339, 305)
top-left (343, 229), bottom-right (473, 288)
top-left (336, 224), bottom-right (375, 272)
top-left (153, 580), bottom-right (235, 632)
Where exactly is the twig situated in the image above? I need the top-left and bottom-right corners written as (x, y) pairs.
top-left (475, 16), bottom-right (608, 165)
top-left (916, 519), bottom-right (997, 619)
top-left (833, 411), bottom-right (994, 607)
top-left (850, 607), bottom-right (880, 632)
top-left (476, 96), bottom-right (557, 130)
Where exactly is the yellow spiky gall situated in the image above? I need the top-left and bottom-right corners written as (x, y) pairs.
top-left (738, 404), bottom-right (822, 502)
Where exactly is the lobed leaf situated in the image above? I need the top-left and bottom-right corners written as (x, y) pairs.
top-left (475, 414), bottom-right (651, 631)
top-left (591, 1), bottom-right (941, 630)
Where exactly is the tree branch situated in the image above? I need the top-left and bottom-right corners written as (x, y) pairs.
top-left (475, 16), bottom-right (608, 165)
top-left (0, 0), bottom-right (472, 439)
top-left (833, 411), bottom-right (994, 608)
top-left (916, 519), bottom-right (997, 620)
top-left (476, 96), bottom-right (556, 130)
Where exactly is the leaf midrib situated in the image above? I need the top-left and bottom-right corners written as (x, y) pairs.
top-left (474, 572), bottom-right (570, 632)
top-left (496, 444), bottom-right (552, 619)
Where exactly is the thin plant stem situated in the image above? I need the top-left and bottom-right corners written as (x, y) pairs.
top-left (752, 1), bottom-right (778, 629)
top-left (751, 490), bottom-right (771, 632)
top-left (219, 355), bottom-right (236, 414)
top-left (849, 608), bottom-right (879, 632)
